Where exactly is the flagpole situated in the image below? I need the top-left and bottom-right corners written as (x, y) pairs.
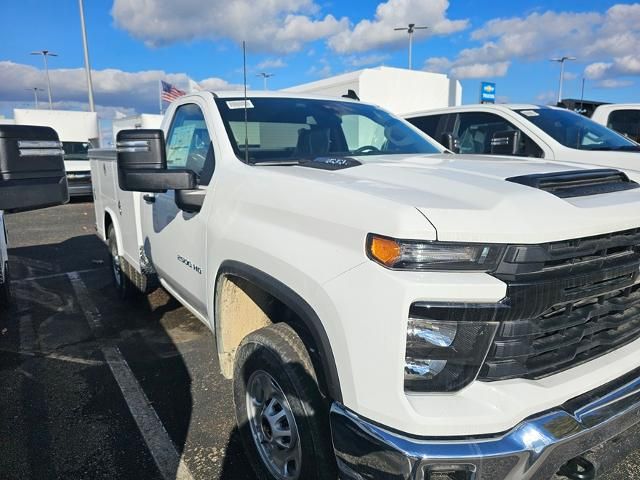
top-left (158, 80), bottom-right (163, 114)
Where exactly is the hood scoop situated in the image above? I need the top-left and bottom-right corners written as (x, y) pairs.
top-left (506, 169), bottom-right (639, 198)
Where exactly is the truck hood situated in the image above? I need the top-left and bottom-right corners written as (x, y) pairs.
top-left (556, 150), bottom-right (640, 177)
top-left (327, 153), bottom-right (640, 243)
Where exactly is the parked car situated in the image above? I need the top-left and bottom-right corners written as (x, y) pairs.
top-left (87, 91), bottom-right (640, 480)
top-left (404, 104), bottom-right (640, 172)
top-left (591, 103), bottom-right (640, 143)
top-left (0, 124), bottom-right (69, 308)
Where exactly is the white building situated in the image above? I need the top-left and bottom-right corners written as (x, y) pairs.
top-left (13, 109), bottom-right (99, 147)
top-left (112, 114), bottom-right (164, 144)
top-left (284, 66), bottom-right (462, 116)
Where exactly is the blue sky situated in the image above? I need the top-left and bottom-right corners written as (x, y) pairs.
top-left (1, 0), bottom-right (639, 120)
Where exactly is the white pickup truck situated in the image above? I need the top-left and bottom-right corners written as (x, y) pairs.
top-left (90, 91), bottom-right (640, 480)
top-left (591, 104), bottom-right (640, 143)
top-left (404, 104), bottom-right (640, 173)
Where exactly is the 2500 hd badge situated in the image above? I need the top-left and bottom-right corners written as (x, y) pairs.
top-left (177, 254), bottom-right (202, 274)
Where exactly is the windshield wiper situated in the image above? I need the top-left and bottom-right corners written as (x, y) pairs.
top-left (250, 159), bottom-right (302, 166)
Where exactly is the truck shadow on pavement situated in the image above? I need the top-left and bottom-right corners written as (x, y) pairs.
top-left (1, 235), bottom-right (194, 479)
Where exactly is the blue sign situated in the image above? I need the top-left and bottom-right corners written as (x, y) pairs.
top-left (480, 82), bottom-right (496, 103)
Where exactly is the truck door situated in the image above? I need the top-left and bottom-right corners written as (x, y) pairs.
top-left (139, 100), bottom-right (215, 316)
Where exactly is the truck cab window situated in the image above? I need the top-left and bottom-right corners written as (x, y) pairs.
top-left (607, 110), bottom-right (640, 143)
top-left (406, 114), bottom-right (446, 140)
top-left (455, 112), bottom-right (543, 157)
top-left (166, 103), bottom-right (215, 185)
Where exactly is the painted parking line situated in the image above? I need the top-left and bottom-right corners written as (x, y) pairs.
top-left (14, 267), bottom-right (107, 283)
top-left (67, 271), bottom-right (195, 480)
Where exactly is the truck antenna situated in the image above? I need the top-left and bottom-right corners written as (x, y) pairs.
top-left (243, 40), bottom-right (249, 164)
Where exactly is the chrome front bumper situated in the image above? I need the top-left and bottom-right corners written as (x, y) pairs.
top-left (331, 369), bottom-right (640, 480)
top-left (66, 172), bottom-right (93, 197)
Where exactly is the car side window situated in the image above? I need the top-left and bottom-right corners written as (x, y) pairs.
top-left (454, 112), bottom-right (543, 157)
top-left (607, 110), bottom-right (640, 143)
top-left (407, 114), bottom-right (446, 140)
top-left (166, 103), bottom-right (215, 185)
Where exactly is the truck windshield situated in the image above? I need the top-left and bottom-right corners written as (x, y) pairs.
top-left (215, 97), bottom-right (441, 163)
top-left (515, 108), bottom-right (640, 152)
top-left (62, 141), bottom-right (90, 159)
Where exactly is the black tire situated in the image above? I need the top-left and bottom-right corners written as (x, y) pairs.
top-left (107, 225), bottom-right (139, 300)
top-left (0, 261), bottom-right (11, 308)
top-left (233, 323), bottom-right (337, 480)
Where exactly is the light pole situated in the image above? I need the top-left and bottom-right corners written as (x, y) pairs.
top-left (550, 56), bottom-right (576, 104)
top-left (394, 23), bottom-right (428, 70)
top-left (26, 87), bottom-right (44, 109)
top-left (78, 0), bottom-right (95, 112)
top-left (30, 50), bottom-right (57, 109)
top-left (256, 72), bottom-right (274, 90)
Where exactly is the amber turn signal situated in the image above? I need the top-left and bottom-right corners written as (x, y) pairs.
top-left (369, 235), bottom-right (401, 266)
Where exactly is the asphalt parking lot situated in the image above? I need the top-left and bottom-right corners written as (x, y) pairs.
top-left (0, 199), bottom-right (639, 480)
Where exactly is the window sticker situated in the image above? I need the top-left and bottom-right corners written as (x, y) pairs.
top-left (167, 124), bottom-right (196, 167)
top-left (520, 110), bottom-right (540, 117)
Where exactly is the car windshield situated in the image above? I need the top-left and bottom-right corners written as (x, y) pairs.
top-left (215, 97), bottom-right (441, 163)
top-left (515, 107), bottom-right (640, 151)
top-left (62, 141), bottom-right (90, 159)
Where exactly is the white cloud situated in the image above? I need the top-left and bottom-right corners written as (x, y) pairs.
top-left (425, 4), bottom-right (640, 81)
top-left (0, 61), bottom-right (239, 114)
top-left (307, 58), bottom-right (332, 78)
top-left (585, 54), bottom-right (640, 80)
top-left (344, 54), bottom-right (390, 67)
top-left (449, 61), bottom-right (509, 79)
top-left (535, 91), bottom-right (557, 104)
top-left (111, 0), bottom-right (348, 53)
top-left (563, 71), bottom-right (578, 81)
top-left (424, 56), bottom-right (453, 73)
top-left (594, 78), bottom-right (634, 89)
top-left (328, 0), bottom-right (468, 54)
top-left (256, 58), bottom-right (287, 70)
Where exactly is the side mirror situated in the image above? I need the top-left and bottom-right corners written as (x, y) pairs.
top-left (0, 125), bottom-right (69, 211)
top-left (116, 129), bottom-right (196, 193)
top-left (440, 133), bottom-right (459, 153)
top-left (490, 130), bottom-right (520, 155)
top-left (175, 188), bottom-right (206, 213)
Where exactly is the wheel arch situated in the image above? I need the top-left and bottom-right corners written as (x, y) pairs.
top-left (214, 260), bottom-right (343, 403)
top-left (103, 208), bottom-right (123, 255)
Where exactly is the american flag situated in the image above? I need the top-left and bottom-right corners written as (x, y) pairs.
top-left (161, 80), bottom-right (186, 103)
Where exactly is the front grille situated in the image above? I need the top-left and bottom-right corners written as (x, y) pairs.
top-left (480, 228), bottom-right (640, 381)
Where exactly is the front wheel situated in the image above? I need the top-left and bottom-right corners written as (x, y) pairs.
top-left (233, 323), bottom-right (336, 480)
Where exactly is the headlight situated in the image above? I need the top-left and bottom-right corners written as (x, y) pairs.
top-left (404, 303), bottom-right (502, 393)
top-left (366, 234), bottom-right (504, 271)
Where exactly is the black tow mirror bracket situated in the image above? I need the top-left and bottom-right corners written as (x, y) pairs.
top-left (175, 187), bottom-right (206, 213)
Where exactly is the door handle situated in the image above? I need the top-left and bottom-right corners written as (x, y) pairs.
top-left (143, 194), bottom-right (156, 203)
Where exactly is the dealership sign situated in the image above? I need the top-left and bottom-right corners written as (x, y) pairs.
top-left (480, 82), bottom-right (496, 103)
